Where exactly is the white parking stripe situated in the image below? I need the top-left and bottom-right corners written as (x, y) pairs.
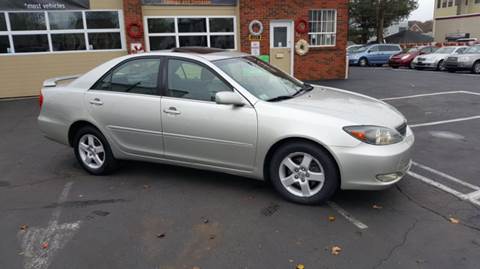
top-left (327, 201), bottom-right (368, 230)
top-left (409, 115), bottom-right (480, 128)
top-left (408, 162), bottom-right (480, 207)
top-left (407, 171), bottom-right (468, 199)
top-left (381, 91), bottom-right (465, 101)
top-left (411, 161), bottom-right (480, 191)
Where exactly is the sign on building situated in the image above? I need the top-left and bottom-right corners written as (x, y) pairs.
top-left (141, 0), bottom-right (236, 5)
top-left (0, 0), bottom-right (90, 10)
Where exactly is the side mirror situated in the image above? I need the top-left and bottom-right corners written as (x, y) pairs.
top-left (215, 91), bottom-right (245, 106)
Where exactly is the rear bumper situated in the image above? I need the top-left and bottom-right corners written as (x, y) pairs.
top-left (332, 126), bottom-right (415, 190)
top-left (38, 115), bottom-right (70, 146)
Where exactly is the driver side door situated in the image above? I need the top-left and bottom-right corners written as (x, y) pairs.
top-left (160, 58), bottom-right (258, 171)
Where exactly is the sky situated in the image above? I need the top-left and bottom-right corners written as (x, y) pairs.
top-left (409, 0), bottom-right (434, 21)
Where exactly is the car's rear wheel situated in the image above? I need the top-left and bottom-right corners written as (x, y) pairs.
top-left (269, 142), bottom-right (339, 204)
top-left (437, 60), bottom-right (446, 71)
top-left (74, 126), bottom-right (118, 175)
top-left (359, 58), bottom-right (368, 67)
top-left (472, 61), bottom-right (480, 74)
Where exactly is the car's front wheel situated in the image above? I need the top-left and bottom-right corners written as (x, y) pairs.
top-left (74, 126), bottom-right (118, 175)
top-left (472, 61), bottom-right (480, 74)
top-left (359, 58), bottom-right (368, 67)
top-left (269, 142), bottom-right (339, 204)
top-left (437, 60), bottom-right (446, 71)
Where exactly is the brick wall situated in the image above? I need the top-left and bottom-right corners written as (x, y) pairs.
top-left (239, 0), bottom-right (348, 80)
top-left (123, 0), bottom-right (145, 53)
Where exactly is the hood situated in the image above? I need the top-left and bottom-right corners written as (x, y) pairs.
top-left (277, 86), bottom-right (406, 128)
top-left (418, 53), bottom-right (447, 60)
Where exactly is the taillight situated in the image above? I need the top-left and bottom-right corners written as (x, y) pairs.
top-left (39, 92), bottom-right (43, 107)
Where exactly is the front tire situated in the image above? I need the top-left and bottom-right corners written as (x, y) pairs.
top-left (472, 61), bottom-right (480, 74)
top-left (437, 60), bottom-right (446, 71)
top-left (269, 142), bottom-right (339, 204)
top-left (359, 58), bottom-right (368, 67)
top-left (74, 126), bottom-right (118, 175)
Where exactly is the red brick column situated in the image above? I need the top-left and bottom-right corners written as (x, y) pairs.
top-left (123, 0), bottom-right (145, 54)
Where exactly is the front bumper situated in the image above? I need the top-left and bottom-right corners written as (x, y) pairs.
top-left (412, 61), bottom-right (437, 68)
top-left (445, 61), bottom-right (473, 71)
top-left (332, 126), bottom-right (415, 190)
top-left (349, 58), bottom-right (359, 65)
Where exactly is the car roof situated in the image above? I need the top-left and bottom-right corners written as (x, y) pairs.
top-left (126, 47), bottom-right (249, 62)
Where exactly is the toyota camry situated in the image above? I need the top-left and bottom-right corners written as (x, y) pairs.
top-left (38, 47), bottom-right (414, 204)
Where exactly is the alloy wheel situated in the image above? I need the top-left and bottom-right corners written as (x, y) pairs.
top-left (78, 134), bottom-right (105, 170)
top-left (474, 62), bottom-right (480, 74)
top-left (438, 60), bottom-right (446, 71)
top-left (278, 152), bottom-right (325, 197)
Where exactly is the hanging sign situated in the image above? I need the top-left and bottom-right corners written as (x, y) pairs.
top-left (251, 41), bottom-right (260, 56)
top-left (0, 0), bottom-right (90, 10)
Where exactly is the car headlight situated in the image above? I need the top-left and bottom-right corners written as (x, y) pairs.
top-left (401, 55), bottom-right (410, 60)
top-left (343, 126), bottom-right (403, 145)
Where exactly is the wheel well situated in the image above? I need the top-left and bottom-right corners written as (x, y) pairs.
top-left (263, 137), bottom-right (341, 184)
top-left (68, 121), bottom-right (99, 147)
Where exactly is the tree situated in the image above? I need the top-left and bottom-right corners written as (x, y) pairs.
top-left (349, 0), bottom-right (418, 43)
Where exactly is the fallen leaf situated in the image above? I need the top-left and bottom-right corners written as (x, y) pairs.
top-left (296, 264), bottom-right (305, 269)
top-left (372, 204), bottom-right (383, 209)
top-left (20, 224), bottom-right (28, 231)
top-left (209, 234), bottom-right (216, 240)
top-left (41, 242), bottom-right (49, 249)
top-left (449, 217), bottom-right (460, 224)
top-left (143, 184), bottom-right (150, 189)
top-left (331, 246), bottom-right (342, 255)
top-left (288, 259), bottom-right (294, 263)
top-left (156, 233), bottom-right (165, 238)
top-left (18, 252), bottom-right (24, 256)
top-left (202, 217), bottom-right (209, 224)
top-left (328, 216), bottom-right (336, 222)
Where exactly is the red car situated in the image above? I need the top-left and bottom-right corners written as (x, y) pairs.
top-left (389, 46), bottom-right (438, 69)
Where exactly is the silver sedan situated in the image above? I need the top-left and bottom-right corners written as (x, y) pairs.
top-left (38, 48), bottom-right (414, 204)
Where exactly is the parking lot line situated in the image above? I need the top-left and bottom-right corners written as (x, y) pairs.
top-left (409, 115), bottom-right (480, 128)
top-left (411, 161), bottom-right (480, 191)
top-left (381, 91), bottom-right (466, 101)
top-left (408, 161), bottom-right (480, 207)
top-left (327, 201), bottom-right (368, 230)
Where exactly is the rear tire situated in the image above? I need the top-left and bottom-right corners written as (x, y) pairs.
top-left (73, 126), bottom-right (118, 175)
top-left (437, 60), bottom-right (446, 71)
top-left (269, 142), bottom-right (339, 205)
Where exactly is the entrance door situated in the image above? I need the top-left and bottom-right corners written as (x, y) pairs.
top-left (270, 21), bottom-right (293, 75)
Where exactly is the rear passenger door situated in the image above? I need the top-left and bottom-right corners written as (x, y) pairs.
top-left (86, 57), bottom-right (164, 157)
top-left (379, 45), bottom-right (397, 62)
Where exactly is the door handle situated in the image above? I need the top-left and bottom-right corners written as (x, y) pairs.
top-left (89, 98), bottom-right (103, 106)
top-left (163, 107), bottom-right (181, 115)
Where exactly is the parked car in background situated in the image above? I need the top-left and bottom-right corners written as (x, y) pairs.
top-left (411, 46), bottom-right (468, 71)
top-left (347, 45), bottom-right (364, 54)
top-left (349, 44), bottom-right (402, 67)
top-left (445, 45), bottom-right (480, 74)
top-left (388, 46), bottom-right (437, 69)
top-left (37, 48), bottom-right (414, 204)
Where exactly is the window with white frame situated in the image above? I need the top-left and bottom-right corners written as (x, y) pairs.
top-left (308, 9), bottom-right (337, 47)
top-left (146, 16), bottom-right (236, 51)
top-left (0, 10), bottom-right (124, 54)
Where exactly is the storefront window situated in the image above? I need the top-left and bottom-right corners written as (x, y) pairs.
top-left (86, 11), bottom-right (119, 29)
top-left (309, 9), bottom-right (337, 47)
top-left (49, 11), bottom-right (83, 30)
top-left (0, 10), bottom-right (124, 54)
top-left (0, 13), bottom-right (6, 31)
top-left (13, 34), bottom-right (49, 52)
top-left (9, 12), bottom-right (46, 31)
top-left (146, 16), bottom-right (236, 51)
top-left (51, 33), bottom-right (86, 51)
top-left (0, 35), bottom-right (9, 53)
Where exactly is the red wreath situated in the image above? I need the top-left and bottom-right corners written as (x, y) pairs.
top-left (295, 19), bottom-right (308, 34)
top-left (127, 23), bottom-right (143, 39)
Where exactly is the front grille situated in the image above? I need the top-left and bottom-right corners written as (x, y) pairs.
top-left (396, 123), bottom-right (407, 136)
top-left (417, 57), bottom-right (426, 61)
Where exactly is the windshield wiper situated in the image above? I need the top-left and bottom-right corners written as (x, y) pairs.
top-left (292, 83), bottom-right (314, 97)
top-left (266, 95), bottom-right (294, 102)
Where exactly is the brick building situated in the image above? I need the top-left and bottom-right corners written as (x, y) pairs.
top-left (0, 0), bottom-right (348, 98)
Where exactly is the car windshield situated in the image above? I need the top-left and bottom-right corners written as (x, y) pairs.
top-left (405, 47), bottom-right (418, 53)
top-left (464, 46), bottom-right (480, 54)
top-left (348, 46), bottom-right (363, 53)
top-left (435, 47), bottom-right (456, 54)
top-left (354, 46), bottom-right (368, 53)
top-left (214, 56), bottom-right (305, 101)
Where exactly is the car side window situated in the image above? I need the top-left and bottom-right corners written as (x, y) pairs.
top-left (93, 58), bottom-right (161, 95)
top-left (369, 46), bottom-right (379, 52)
top-left (167, 59), bottom-right (232, 102)
top-left (420, 47), bottom-right (430, 54)
top-left (456, 48), bottom-right (466, 54)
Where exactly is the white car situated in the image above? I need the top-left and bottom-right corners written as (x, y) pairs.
top-left (38, 48), bottom-right (414, 204)
top-left (412, 46), bottom-right (468, 71)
